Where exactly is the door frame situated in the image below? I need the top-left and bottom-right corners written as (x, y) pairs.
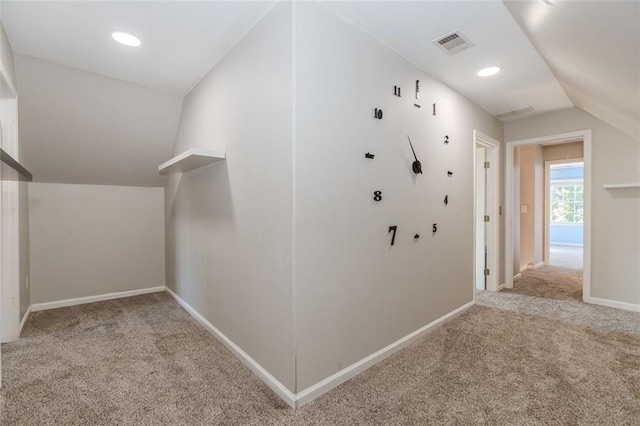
top-left (544, 158), bottom-right (584, 264)
top-left (473, 130), bottom-right (500, 295)
top-left (505, 130), bottom-right (591, 302)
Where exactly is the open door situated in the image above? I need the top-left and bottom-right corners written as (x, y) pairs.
top-left (474, 131), bottom-right (500, 292)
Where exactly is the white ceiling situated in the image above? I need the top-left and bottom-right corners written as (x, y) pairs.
top-left (2, 1), bottom-right (276, 95)
top-left (503, 0), bottom-right (640, 140)
top-left (324, 0), bottom-right (573, 119)
top-left (1, 0), bottom-right (637, 188)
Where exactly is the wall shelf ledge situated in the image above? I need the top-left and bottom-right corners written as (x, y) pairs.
top-left (603, 183), bottom-right (640, 189)
top-left (159, 148), bottom-right (225, 175)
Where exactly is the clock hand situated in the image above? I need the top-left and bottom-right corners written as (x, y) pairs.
top-left (407, 135), bottom-right (423, 174)
top-left (407, 136), bottom-right (418, 161)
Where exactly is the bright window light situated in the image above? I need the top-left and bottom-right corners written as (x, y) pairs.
top-left (477, 66), bottom-right (501, 77)
top-left (112, 32), bottom-right (141, 47)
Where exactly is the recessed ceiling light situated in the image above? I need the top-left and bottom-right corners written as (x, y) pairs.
top-left (112, 32), bottom-right (141, 47)
top-left (478, 66), bottom-right (501, 77)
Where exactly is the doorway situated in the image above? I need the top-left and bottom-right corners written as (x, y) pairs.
top-left (505, 130), bottom-right (592, 302)
top-left (473, 131), bottom-right (499, 293)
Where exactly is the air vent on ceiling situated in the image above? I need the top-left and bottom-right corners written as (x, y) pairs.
top-left (496, 106), bottom-right (535, 120)
top-left (433, 30), bottom-right (473, 56)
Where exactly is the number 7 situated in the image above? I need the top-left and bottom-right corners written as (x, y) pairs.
top-left (388, 226), bottom-right (398, 246)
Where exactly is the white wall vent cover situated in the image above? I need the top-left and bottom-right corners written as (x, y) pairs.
top-left (433, 30), bottom-right (473, 55)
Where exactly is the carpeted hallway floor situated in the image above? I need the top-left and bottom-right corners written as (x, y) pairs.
top-left (1, 291), bottom-right (639, 425)
top-left (505, 265), bottom-right (583, 301)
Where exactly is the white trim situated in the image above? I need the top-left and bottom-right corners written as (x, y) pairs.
top-left (588, 297), bottom-right (640, 313)
top-left (473, 130), bottom-right (500, 292)
top-left (0, 63), bottom-right (18, 98)
top-left (513, 274), bottom-right (522, 281)
top-left (497, 284), bottom-right (507, 291)
top-left (165, 287), bottom-right (297, 408)
top-left (534, 261), bottom-right (545, 269)
top-left (19, 305), bottom-right (31, 334)
top-left (295, 300), bottom-right (475, 407)
top-left (30, 286), bottom-right (165, 312)
top-left (551, 242), bottom-right (583, 247)
top-left (505, 130), bottom-right (591, 302)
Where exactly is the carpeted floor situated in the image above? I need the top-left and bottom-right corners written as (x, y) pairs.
top-left (1, 292), bottom-right (639, 425)
top-left (549, 244), bottom-right (583, 270)
top-left (505, 265), bottom-right (583, 301)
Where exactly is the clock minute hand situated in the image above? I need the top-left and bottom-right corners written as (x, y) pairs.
top-left (407, 136), bottom-right (418, 161)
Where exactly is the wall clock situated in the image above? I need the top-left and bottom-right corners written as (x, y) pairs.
top-left (366, 80), bottom-right (452, 247)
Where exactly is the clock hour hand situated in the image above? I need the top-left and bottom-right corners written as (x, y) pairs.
top-left (407, 135), bottom-right (423, 174)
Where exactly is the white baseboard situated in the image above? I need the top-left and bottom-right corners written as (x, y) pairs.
top-left (513, 273), bottom-right (522, 281)
top-left (167, 286), bottom-right (474, 409)
top-left (534, 261), bottom-right (545, 269)
top-left (30, 286), bottom-right (166, 312)
top-left (497, 284), bottom-right (506, 291)
top-left (19, 305), bottom-right (32, 334)
top-left (587, 296), bottom-right (640, 313)
top-left (550, 242), bottom-right (583, 247)
top-left (165, 287), bottom-right (297, 408)
top-left (294, 300), bottom-right (475, 408)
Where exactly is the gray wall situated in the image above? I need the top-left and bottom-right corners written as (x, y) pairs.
top-left (165, 2), bottom-right (295, 391)
top-left (505, 108), bottom-right (640, 306)
top-left (15, 54), bottom-right (183, 187)
top-left (293, 2), bottom-right (503, 391)
top-left (29, 183), bottom-right (165, 304)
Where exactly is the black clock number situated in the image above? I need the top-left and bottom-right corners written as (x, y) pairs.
top-left (394, 86), bottom-right (401, 97)
top-left (374, 108), bottom-right (383, 119)
top-left (373, 191), bottom-right (382, 202)
top-left (388, 226), bottom-right (398, 246)
top-left (444, 135), bottom-right (449, 144)
top-left (444, 195), bottom-right (448, 205)
top-left (432, 224), bottom-right (438, 234)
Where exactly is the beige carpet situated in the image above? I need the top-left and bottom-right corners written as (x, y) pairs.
top-left (505, 265), bottom-right (583, 301)
top-left (1, 292), bottom-right (639, 425)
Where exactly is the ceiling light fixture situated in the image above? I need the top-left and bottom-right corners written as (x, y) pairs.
top-left (477, 66), bottom-right (501, 77)
top-left (112, 32), bottom-right (141, 47)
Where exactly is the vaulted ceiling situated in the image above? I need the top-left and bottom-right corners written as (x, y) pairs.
top-left (0, 0), bottom-right (637, 186)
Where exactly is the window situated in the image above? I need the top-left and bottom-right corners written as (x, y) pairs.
top-left (551, 184), bottom-right (583, 223)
